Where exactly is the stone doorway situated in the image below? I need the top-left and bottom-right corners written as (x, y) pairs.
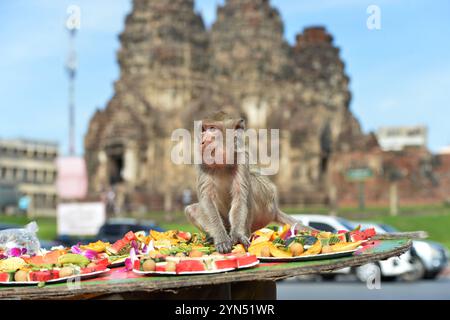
top-left (105, 143), bottom-right (125, 186)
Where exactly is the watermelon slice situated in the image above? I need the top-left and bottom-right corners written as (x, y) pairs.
top-left (0, 272), bottom-right (13, 282)
top-left (50, 270), bottom-right (60, 279)
top-left (107, 231), bottom-right (137, 255)
top-left (214, 258), bottom-right (237, 270)
top-left (29, 270), bottom-right (52, 282)
top-left (81, 267), bottom-right (96, 274)
top-left (236, 255), bottom-right (258, 268)
top-left (336, 233), bottom-right (347, 242)
top-left (350, 231), bottom-right (366, 242)
top-left (176, 260), bottom-right (206, 273)
top-left (155, 262), bottom-right (167, 272)
top-left (363, 228), bottom-right (376, 238)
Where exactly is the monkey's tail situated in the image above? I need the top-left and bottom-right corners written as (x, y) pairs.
top-left (275, 209), bottom-right (317, 232)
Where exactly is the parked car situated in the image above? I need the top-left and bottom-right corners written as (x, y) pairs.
top-left (0, 223), bottom-right (20, 231)
top-left (353, 221), bottom-right (448, 280)
top-left (291, 214), bottom-right (415, 282)
top-left (57, 218), bottom-right (165, 246)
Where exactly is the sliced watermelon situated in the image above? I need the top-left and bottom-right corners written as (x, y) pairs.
top-left (176, 260), bottom-right (206, 273)
top-left (214, 258), bottom-right (237, 270)
top-left (236, 255), bottom-right (258, 268)
top-left (350, 231), bottom-right (366, 242)
top-left (29, 270), bottom-right (52, 282)
top-left (363, 228), bottom-right (376, 238)
top-left (177, 231), bottom-right (191, 241)
top-left (81, 267), bottom-right (96, 274)
top-left (108, 231), bottom-right (136, 255)
top-left (0, 272), bottom-right (13, 282)
top-left (337, 233), bottom-right (347, 242)
top-left (155, 262), bottom-right (167, 272)
top-left (123, 231), bottom-right (137, 242)
top-left (50, 270), bottom-right (60, 279)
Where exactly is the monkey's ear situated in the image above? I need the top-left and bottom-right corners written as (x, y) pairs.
top-left (235, 119), bottom-right (245, 130)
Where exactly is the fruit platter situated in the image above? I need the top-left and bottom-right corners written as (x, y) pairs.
top-left (0, 251), bottom-right (110, 286)
top-left (248, 224), bottom-right (377, 262)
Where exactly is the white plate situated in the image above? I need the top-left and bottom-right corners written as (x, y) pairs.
top-left (0, 269), bottom-right (110, 286)
top-left (108, 254), bottom-right (144, 268)
top-left (257, 248), bottom-right (359, 262)
top-left (132, 267), bottom-right (235, 276)
top-left (237, 260), bottom-right (260, 269)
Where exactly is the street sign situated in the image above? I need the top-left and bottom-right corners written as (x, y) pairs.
top-left (57, 202), bottom-right (106, 236)
top-left (345, 168), bottom-right (373, 181)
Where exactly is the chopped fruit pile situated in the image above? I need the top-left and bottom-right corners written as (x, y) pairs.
top-left (248, 224), bottom-right (376, 258)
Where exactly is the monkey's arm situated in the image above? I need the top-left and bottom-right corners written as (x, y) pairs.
top-left (198, 197), bottom-right (233, 253)
top-left (228, 165), bottom-right (251, 247)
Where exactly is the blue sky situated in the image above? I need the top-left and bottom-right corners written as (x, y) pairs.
top-left (1, 0), bottom-right (449, 155)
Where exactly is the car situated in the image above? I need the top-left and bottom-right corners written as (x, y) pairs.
top-left (291, 214), bottom-right (415, 282)
top-left (56, 218), bottom-right (165, 247)
top-left (370, 222), bottom-right (448, 280)
top-left (95, 218), bottom-right (164, 243)
top-left (0, 223), bottom-right (20, 231)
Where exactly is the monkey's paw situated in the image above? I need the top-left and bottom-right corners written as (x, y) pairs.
top-left (230, 232), bottom-right (251, 249)
top-left (215, 239), bottom-right (233, 254)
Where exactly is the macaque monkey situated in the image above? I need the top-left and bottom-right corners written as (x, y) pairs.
top-left (184, 112), bottom-right (315, 253)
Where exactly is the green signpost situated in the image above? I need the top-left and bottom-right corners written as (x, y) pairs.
top-left (345, 168), bottom-right (373, 210)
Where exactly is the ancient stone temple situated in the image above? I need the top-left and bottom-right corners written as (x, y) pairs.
top-left (85, 0), bottom-right (374, 213)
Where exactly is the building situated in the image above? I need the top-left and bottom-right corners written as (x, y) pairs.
top-left (438, 145), bottom-right (450, 155)
top-left (0, 138), bottom-right (58, 215)
top-left (85, 0), bottom-right (374, 212)
top-left (376, 126), bottom-right (428, 152)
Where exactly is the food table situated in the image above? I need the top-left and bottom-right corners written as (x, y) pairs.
top-left (0, 239), bottom-right (411, 300)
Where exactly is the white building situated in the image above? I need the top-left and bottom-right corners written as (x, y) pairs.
top-left (0, 138), bottom-right (58, 215)
top-left (376, 126), bottom-right (428, 152)
top-left (438, 145), bottom-right (450, 155)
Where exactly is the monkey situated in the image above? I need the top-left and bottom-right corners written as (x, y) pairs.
top-left (184, 111), bottom-right (316, 253)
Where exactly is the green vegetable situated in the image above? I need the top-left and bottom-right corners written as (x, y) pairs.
top-left (57, 254), bottom-right (90, 267)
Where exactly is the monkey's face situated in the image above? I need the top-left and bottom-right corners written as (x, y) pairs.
top-left (200, 118), bottom-right (245, 169)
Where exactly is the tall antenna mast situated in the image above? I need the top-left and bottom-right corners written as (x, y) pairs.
top-left (65, 6), bottom-right (79, 156)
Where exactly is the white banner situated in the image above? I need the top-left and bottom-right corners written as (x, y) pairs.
top-left (57, 202), bottom-right (106, 236)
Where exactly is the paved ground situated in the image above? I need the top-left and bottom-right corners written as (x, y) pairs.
top-left (277, 275), bottom-right (450, 300)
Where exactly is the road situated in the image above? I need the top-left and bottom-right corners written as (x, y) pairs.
top-left (277, 276), bottom-right (450, 299)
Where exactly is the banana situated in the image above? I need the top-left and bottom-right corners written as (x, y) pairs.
top-left (331, 241), bottom-right (363, 252)
top-left (57, 254), bottom-right (90, 267)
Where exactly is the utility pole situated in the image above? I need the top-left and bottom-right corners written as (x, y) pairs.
top-left (66, 29), bottom-right (77, 156)
top-left (65, 6), bottom-right (79, 156)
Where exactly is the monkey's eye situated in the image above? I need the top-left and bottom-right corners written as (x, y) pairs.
top-left (205, 126), bottom-right (217, 133)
